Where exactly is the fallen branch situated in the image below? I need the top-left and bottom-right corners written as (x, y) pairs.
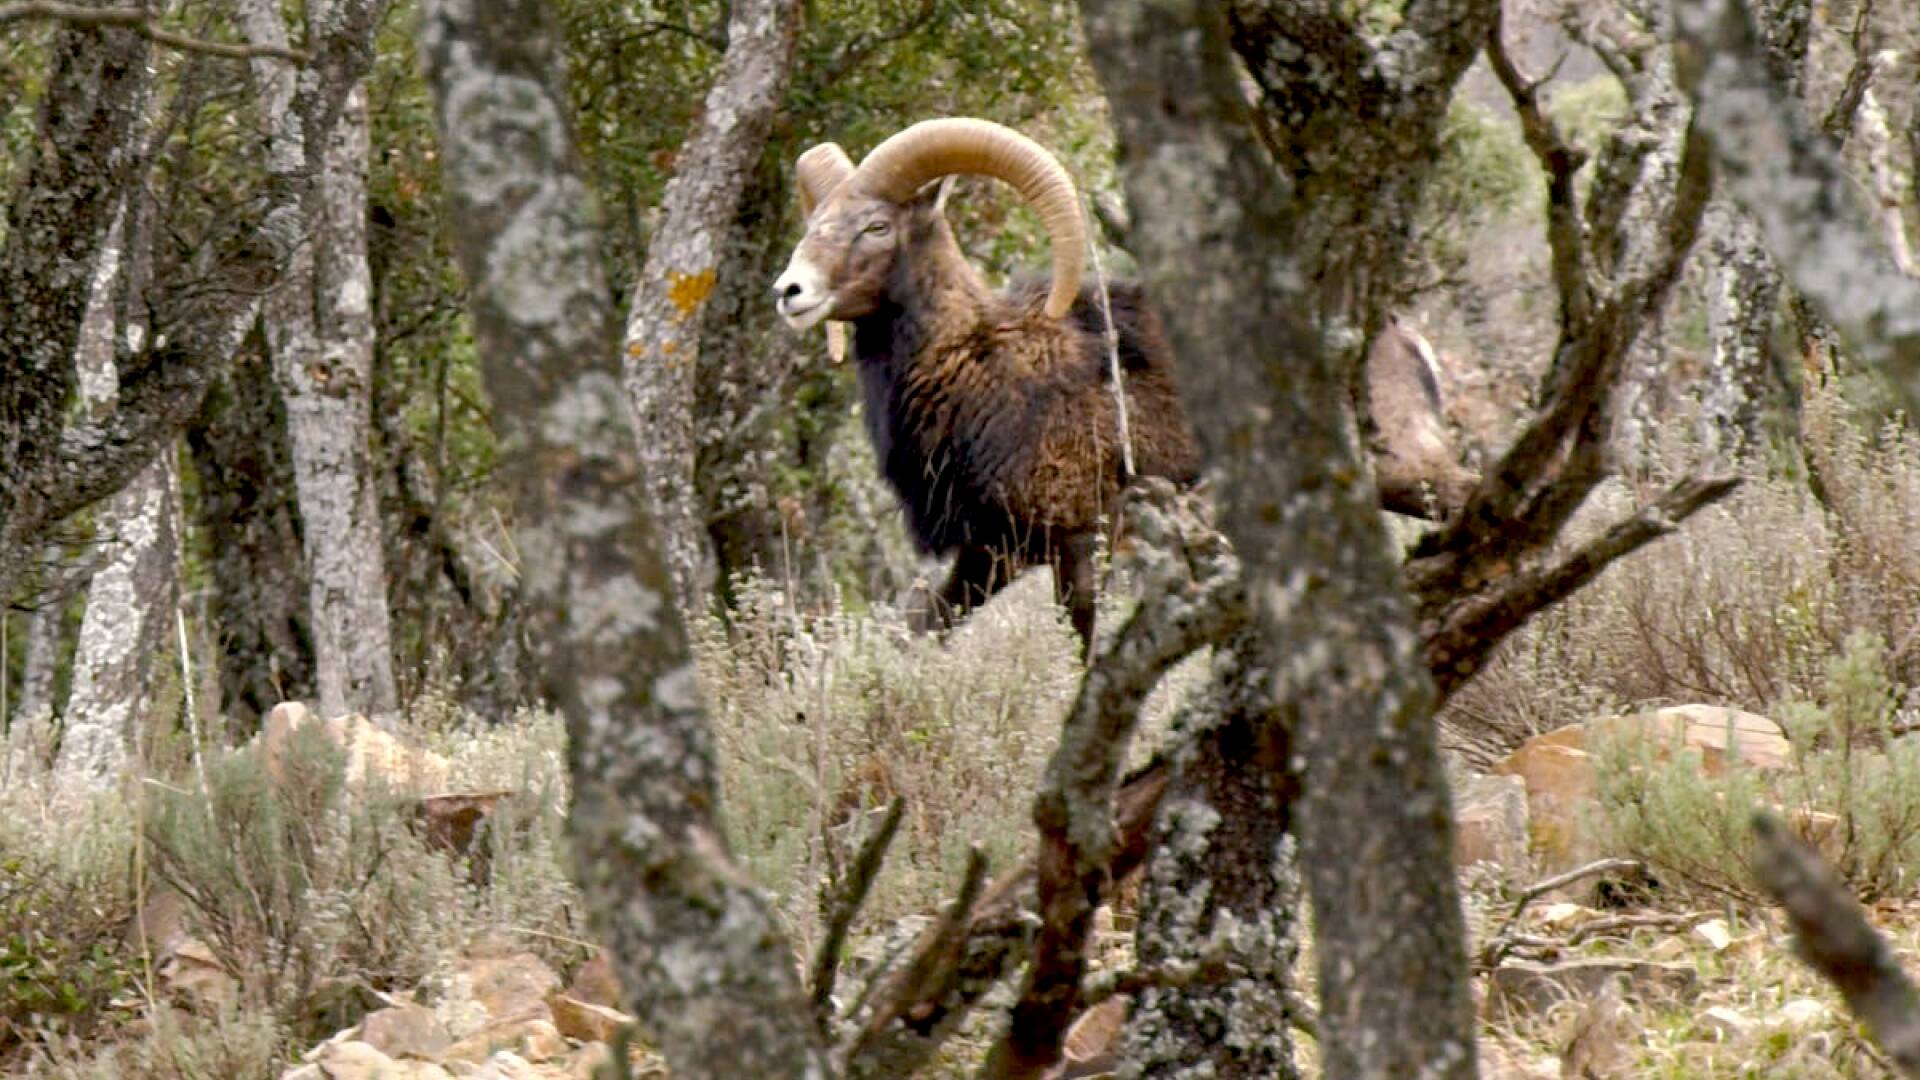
top-left (1751, 811), bottom-right (1920, 1075)
top-left (0, 2), bottom-right (308, 62)
top-left (1477, 858), bottom-right (1645, 972)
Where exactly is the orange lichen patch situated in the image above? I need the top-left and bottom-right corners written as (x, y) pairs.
top-left (667, 268), bottom-right (717, 322)
top-left (661, 340), bottom-right (679, 354)
top-left (626, 341), bottom-right (646, 358)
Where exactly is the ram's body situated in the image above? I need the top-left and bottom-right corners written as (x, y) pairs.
top-left (774, 120), bottom-right (1199, 652)
top-left (774, 119), bottom-right (1476, 654)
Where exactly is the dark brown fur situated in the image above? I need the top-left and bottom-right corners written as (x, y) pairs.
top-left (809, 187), bottom-right (1201, 651)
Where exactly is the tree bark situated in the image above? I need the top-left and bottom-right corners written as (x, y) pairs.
top-left (420, 3), bottom-right (830, 1077)
top-left (56, 200), bottom-right (182, 786)
top-left (240, 1), bottom-right (397, 719)
top-left (1699, 202), bottom-right (1787, 459)
top-left (1080, 2), bottom-right (1477, 1076)
top-left (1119, 630), bottom-right (1302, 1079)
top-left (0, 1), bottom-right (154, 607)
top-left (620, 0), bottom-right (803, 614)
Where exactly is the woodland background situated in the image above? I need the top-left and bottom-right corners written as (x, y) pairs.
top-left (2, 0), bottom-right (1919, 1077)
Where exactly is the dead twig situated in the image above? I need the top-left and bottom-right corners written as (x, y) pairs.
top-left (1477, 858), bottom-right (1645, 972)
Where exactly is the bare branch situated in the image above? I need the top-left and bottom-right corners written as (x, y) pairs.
top-left (1751, 811), bottom-right (1920, 1074)
top-left (1476, 857), bottom-right (1646, 971)
top-left (1486, 9), bottom-right (1590, 333)
top-left (988, 483), bottom-right (1243, 1079)
top-left (1673, 0), bottom-right (1920, 410)
top-left (810, 795), bottom-right (906, 1030)
top-left (1424, 472), bottom-right (1739, 698)
top-left (840, 763), bottom-right (1169, 1079)
top-left (0, 2), bottom-right (308, 62)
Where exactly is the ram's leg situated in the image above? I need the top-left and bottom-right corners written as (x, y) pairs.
top-left (907, 545), bottom-right (1014, 636)
top-left (1053, 532), bottom-right (1098, 659)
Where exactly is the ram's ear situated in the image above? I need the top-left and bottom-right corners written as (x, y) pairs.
top-left (908, 175), bottom-right (958, 216)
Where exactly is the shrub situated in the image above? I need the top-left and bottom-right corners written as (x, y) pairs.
top-left (1595, 632), bottom-right (1920, 902)
top-left (0, 794), bottom-right (139, 1057)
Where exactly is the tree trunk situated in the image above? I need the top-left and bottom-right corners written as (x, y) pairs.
top-left (1699, 203), bottom-right (1787, 459)
top-left (241, 3), bottom-right (397, 718)
top-left (1081, 1), bottom-right (1478, 1075)
top-left (12, 597), bottom-right (64, 728)
top-left (421, 3), bottom-right (830, 1076)
top-left (186, 347), bottom-right (316, 729)
top-left (620, 0), bottom-right (803, 614)
top-left (1121, 631), bottom-right (1302, 1079)
top-left (56, 204), bottom-right (182, 786)
top-left (0, 4), bottom-right (154, 608)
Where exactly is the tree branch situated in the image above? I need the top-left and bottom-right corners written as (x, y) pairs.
top-left (0, 1), bottom-right (308, 62)
top-left (1752, 811), bottom-right (1920, 1074)
top-left (988, 483), bottom-right (1244, 1079)
top-left (1673, 0), bottom-right (1920, 411)
top-left (1424, 472), bottom-right (1738, 698)
top-left (1486, 9), bottom-right (1590, 333)
top-left (810, 795), bottom-right (905, 1031)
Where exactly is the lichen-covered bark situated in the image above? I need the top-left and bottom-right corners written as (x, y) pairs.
top-left (1699, 203), bottom-right (1788, 458)
top-left (1080, 2), bottom-right (1476, 1076)
top-left (0, 3), bottom-right (153, 607)
top-left (241, 2), bottom-right (397, 718)
top-left (1674, 0), bottom-right (1920, 408)
top-left (621, 0), bottom-right (802, 613)
top-left (419, 3), bottom-right (829, 1076)
top-left (57, 203), bottom-right (181, 786)
top-left (1121, 629), bottom-right (1301, 1079)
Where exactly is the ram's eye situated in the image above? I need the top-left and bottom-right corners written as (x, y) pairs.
top-left (863, 220), bottom-right (891, 236)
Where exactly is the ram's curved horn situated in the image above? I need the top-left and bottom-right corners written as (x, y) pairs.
top-left (796, 142), bottom-right (855, 215)
top-left (851, 118), bottom-right (1084, 319)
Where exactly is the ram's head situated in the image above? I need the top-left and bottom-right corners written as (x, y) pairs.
top-left (772, 118), bottom-right (1087, 337)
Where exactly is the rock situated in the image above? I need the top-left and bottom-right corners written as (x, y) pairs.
top-left (308, 1040), bottom-right (452, 1080)
top-left (1453, 772), bottom-right (1532, 877)
top-left (1493, 743), bottom-right (1598, 871)
top-left (360, 1003), bottom-right (452, 1062)
top-left (1536, 902), bottom-right (1598, 931)
top-left (1495, 706), bottom-right (1792, 871)
top-left (547, 994), bottom-right (631, 1044)
top-left (415, 792), bottom-right (511, 885)
top-left (1487, 959), bottom-right (1698, 1016)
top-left (564, 952), bottom-right (621, 1009)
top-left (446, 1019), bottom-right (568, 1066)
top-left (1692, 918), bottom-right (1732, 952)
top-left (1479, 1038), bottom-right (1555, 1080)
top-left (261, 701), bottom-right (450, 795)
top-left (466, 950), bottom-right (562, 1024)
top-left (1773, 998), bottom-right (1828, 1029)
top-left (1697, 1004), bottom-right (1754, 1039)
top-left (159, 938), bottom-right (238, 1014)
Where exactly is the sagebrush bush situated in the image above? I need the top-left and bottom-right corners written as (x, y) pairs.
top-left (0, 789), bottom-right (140, 1056)
top-left (1595, 632), bottom-right (1920, 901)
top-left (1441, 383), bottom-right (1920, 764)
top-left (697, 564), bottom-right (1206, 958)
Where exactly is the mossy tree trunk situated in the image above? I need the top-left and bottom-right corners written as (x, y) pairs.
top-left (421, 2), bottom-right (831, 1076)
top-left (1081, 1), bottom-right (1480, 1075)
